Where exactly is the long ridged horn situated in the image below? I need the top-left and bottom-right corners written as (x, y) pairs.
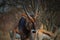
top-left (23, 5), bottom-right (34, 22)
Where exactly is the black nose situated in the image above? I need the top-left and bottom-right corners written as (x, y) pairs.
top-left (31, 30), bottom-right (36, 33)
top-left (33, 31), bottom-right (36, 33)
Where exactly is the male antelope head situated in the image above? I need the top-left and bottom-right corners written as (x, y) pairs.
top-left (22, 2), bottom-right (39, 34)
top-left (20, 1), bottom-right (39, 40)
top-left (9, 0), bottom-right (39, 40)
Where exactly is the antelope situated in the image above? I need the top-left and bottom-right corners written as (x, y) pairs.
top-left (9, 3), bottom-right (39, 40)
top-left (10, 1), bottom-right (38, 40)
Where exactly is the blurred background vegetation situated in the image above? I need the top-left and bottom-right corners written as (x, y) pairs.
top-left (0, 0), bottom-right (60, 40)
